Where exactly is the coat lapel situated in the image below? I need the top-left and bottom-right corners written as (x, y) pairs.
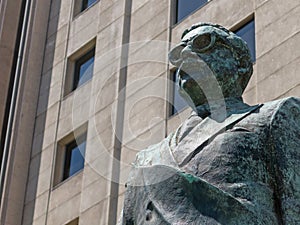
top-left (172, 104), bottom-right (262, 167)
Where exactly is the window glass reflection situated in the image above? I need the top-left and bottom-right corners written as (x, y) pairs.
top-left (235, 20), bottom-right (256, 62)
top-left (63, 133), bottom-right (86, 180)
top-left (171, 71), bottom-right (188, 115)
top-left (177, 0), bottom-right (208, 23)
top-left (73, 48), bottom-right (95, 90)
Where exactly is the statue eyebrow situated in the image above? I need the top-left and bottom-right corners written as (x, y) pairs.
top-left (182, 32), bottom-right (210, 43)
top-left (180, 41), bottom-right (188, 45)
top-left (181, 36), bottom-right (194, 43)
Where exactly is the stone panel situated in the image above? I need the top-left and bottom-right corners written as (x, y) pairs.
top-left (257, 57), bottom-right (300, 102)
top-left (31, 192), bottom-right (49, 221)
top-left (131, 0), bottom-right (149, 13)
top-left (89, 103), bottom-right (115, 139)
top-left (279, 84), bottom-right (300, 99)
top-left (46, 194), bottom-right (81, 225)
top-left (130, 0), bottom-right (168, 34)
top-left (31, 215), bottom-right (47, 225)
top-left (28, 143), bottom-right (54, 179)
top-left (47, 14), bottom-right (60, 40)
top-left (31, 132), bottom-right (44, 158)
top-left (85, 128), bottom-right (114, 163)
top-left (257, 32), bottom-right (300, 82)
top-left (36, 81), bottom-right (62, 116)
top-left (255, 0), bottom-right (300, 33)
top-left (49, 172), bottom-right (83, 211)
top-left (41, 60), bottom-right (65, 93)
top-left (47, 0), bottom-right (72, 39)
top-left (130, 11), bottom-right (168, 42)
top-left (43, 40), bottom-right (67, 75)
top-left (127, 62), bottom-right (168, 86)
top-left (79, 199), bottom-right (109, 225)
top-left (68, 24), bottom-right (98, 57)
top-left (80, 177), bottom-right (110, 212)
top-left (25, 166), bottom-right (52, 204)
top-left (256, 4), bottom-right (300, 58)
top-left (49, 0), bottom-right (62, 19)
top-left (46, 24), bottom-right (68, 53)
top-left (70, 3), bottom-right (100, 37)
top-left (96, 26), bottom-right (123, 59)
top-left (86, 150), bottom-right (114, 181)
top-left (34, 103), bottom-right (59, 137)
top-left (22, 201), bottom-right (34, 225)
top-left (91, 73), bottom-right (118, 115)
top-left (98, 0), bottom-right (126, 32)
top-left (122, 77), bottom-right (167, 144)
top-left (255, 0), bottom-right (270, 8)
top-left (81, 163), bottom-right (104, 189)
top-left (57, 82), bottom-right (92, 139)
top-left (41, 122), bottom-right (57, 150)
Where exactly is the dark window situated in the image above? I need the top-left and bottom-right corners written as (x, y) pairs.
top-left (66, 218), bottom-right (79, 225)
top-left (63, 133), bottom-right (86, 181)
top-left (170, 71), bottom-right (188, 116)
top-left (176, 0), bottom-right (208, 23)
top-left (81, 0), bottom-right (97, 12)
top-left (235, 20), bottom-right (256, 62)
top-left (73, 48), bottom-right (95, 91)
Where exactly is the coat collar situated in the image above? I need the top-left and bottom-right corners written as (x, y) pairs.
top-left (171, 99), bottom-right (262, 167)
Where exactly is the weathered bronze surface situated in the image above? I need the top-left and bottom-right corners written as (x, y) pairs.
top-left (120, 23), bottom-right (300, 224)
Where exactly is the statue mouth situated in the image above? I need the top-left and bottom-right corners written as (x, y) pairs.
top-left (178, 60), bottom-right (208, 88)
top-left (177, 69), bottom-right (194, 89)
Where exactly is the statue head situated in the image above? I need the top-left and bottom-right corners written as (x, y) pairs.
top-left (169, 23), bottom-right (253, 109)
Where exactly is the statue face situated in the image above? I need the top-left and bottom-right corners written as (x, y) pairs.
top-left (169, 26), bottom-right (242, 109)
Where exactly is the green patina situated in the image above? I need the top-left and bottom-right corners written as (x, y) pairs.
top-left (179, 172), bottom-right (199, 184)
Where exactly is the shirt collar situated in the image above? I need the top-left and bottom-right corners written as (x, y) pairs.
top-left (194, 97), bottom-right (251, 121)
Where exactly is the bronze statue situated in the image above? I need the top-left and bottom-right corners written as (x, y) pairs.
top-left (120, 23), bottom-right (300, 225)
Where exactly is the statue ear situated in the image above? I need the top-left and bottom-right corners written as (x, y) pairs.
top-left (237, 55), bottom-right (253, 91)
top-left (237, 57), bottom-right (250, 75)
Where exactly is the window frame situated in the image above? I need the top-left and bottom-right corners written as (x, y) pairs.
top-left (169, 70), bottom-right (188, 117)
top-left (73, 0), bottom-right (99, 18)
top-left (72, 48), bottom-right (95, 91)
top-left (81, 0), bottom-right (98, 12)
top-left (53, 123), bottom-right (88, 187)
top-left (232, 18), bottom-right (256, 63)
top-left (64, 38), bottom-right (96, 97)
top-left (62, 132), bottom-right (87, 181)
top-left (66, 217), bottom-right (79, 225)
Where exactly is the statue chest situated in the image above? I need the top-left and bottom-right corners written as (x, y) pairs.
top-left (183, 128), bottom-right (272, 189)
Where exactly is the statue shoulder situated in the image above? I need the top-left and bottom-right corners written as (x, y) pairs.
top-left (264, 96), bottom-right (300, 139)
top-left (134, 133), bottom-right (176, 167)
top-left (255, 97), bottom-right (300, 124)
top-left (268, 96), bottom-right (300, 124)
top-left (266, 98), bottom-right (300, 223)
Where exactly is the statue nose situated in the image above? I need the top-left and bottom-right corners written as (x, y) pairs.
top-left (181, 45), bottom-right (204, 63)
top-left (169, 44), bottom-right (185, 67)
top-left (169, 44), bottom-right (200, 67)
top-left (181, 46), bottom-right (194, 59)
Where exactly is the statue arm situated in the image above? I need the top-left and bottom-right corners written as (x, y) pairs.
top-left (122, 165), bottom-right (274, 225)
top-left (269, 97), bottom-right (300, 224)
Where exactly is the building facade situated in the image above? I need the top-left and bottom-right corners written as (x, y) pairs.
top-left (0, 0), bottom-right (300, 224)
